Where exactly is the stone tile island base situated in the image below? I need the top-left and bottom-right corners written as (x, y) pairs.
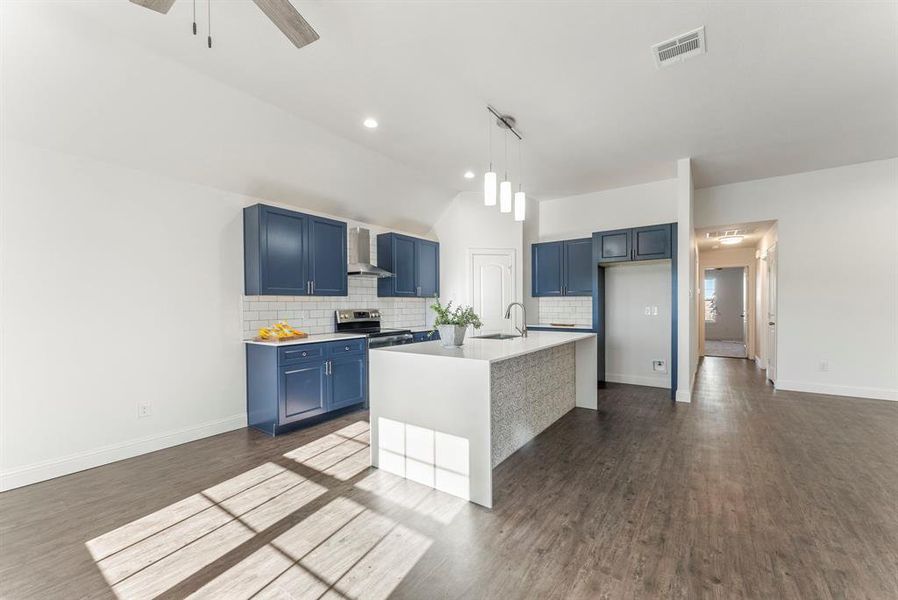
top-left (368, 332), bottom-right (597, 508)
top-left (490, 344), bottom-right (575, 468)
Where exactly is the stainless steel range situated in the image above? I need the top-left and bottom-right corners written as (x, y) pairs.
top-left (334, 309), bottom-right (414, 348)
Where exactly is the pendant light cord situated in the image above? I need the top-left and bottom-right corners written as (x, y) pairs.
top-left (518, 139), bottom-right (523, 191)
top-left (207, 0), bottom-right (212, 48)
top-left (192, 0), bottom-right (197, 35)
top-left (488, 111), bottom-right (493, 171)
top-left (504, 129), bottom-right (508, 180)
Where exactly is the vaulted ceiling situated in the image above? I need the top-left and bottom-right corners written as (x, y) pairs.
top-left (3, 1), bottom-right (896, 233)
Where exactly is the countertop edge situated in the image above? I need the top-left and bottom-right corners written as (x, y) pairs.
top-left (243, 333), bottom-right (368, 347)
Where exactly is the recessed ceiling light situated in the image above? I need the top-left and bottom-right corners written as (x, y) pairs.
top-left (363, 118), bottom-right (378, 129)
top-left (463, 171), bottom-right (475, 179)
top-left (719, 235), bottom-right (744, 245)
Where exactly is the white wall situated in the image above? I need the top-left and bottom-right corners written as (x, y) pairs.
top-left (430, 192), bottom-right (524, 330)
top-left (676, 158), bottom-right (697, 402)
top-left (605, 262), bottom-right (672, 388)
top-left (0, 142), bottom-right (248, 490)
top-left (696, 159), bottom-right (898, 401)
top-left (538, 178), bottom-right (678, 241)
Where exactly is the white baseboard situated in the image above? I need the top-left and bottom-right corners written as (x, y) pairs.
top-left (775, 380), bottom-right (898, 402)
top-left (755, 356), bottom-right (766, 369)
top-left (675, 389), bottom-right (692, 403)
top-left (0, 413), bottom-right (247, 492)
top-left (605, 373), bottom-right (670, 389)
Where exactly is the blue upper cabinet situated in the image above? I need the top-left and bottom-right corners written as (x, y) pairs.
top-left (532, 239), bottom-right (591, 297)
top-left (416, 239), bottom-right (440, 297)
top-left (595, 228), bottom-right (632, 264)
top-left (564, 238), bottom-right (593, 295)
top-left (308, 216), bottom-right (348, 296)
top-left (593, 223), bottom-right (673, 264)
top-left (377, 233), bottom-right (440, 297)
top-left (632, 224), bottom-right (672, 261)
top-left (244, 204), bottom-right (347, 296)
top-left (532, 242), bottom-right (564, 296)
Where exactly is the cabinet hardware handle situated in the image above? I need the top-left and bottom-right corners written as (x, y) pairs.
top-left (345, 345), bottom-right (350, 351)
top-left (311, 281), bottom-right (315, 295)
top-left (302, 351), bottom-right (307, 357)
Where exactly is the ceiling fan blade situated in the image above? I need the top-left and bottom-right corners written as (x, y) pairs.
top-left (252, 0), bottom-right (320, 49)
top-left (129, 0), bottom-right (177, 14)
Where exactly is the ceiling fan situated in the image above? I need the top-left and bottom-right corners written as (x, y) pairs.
top-left (129, 0), bottom-right (319, 49)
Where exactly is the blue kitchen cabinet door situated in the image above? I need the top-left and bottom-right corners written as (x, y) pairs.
top-left (279, 361), bottom-right (328, 424)
top-left (308, 216), bottom-right (348, 296)
top-left (415, 239), bottom-right (440, 297)
top-left (632, 224), bottom-right (672, 261)
top-left (532, 241), bottom-right (564, 297)
top-left (595, 229), bottom-right (632, 264)
top-left (329, 354), bottom-right (367, 410)
top-left (564, 239), bottom-right (593, 296)
top-left (246, 204), bottom-right (309, 295)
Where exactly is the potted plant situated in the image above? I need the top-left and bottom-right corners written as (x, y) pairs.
top-left (430, 299), bottom-right (482, 347)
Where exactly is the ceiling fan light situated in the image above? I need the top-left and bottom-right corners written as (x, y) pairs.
top-left (484, 171), bottom-right (497, 206)
top-left (719, 235), bottom-right (744, 245)
top-left (514, 191), bottom-right (526, 221)
top-left (499, 181), bottom-right (512, 213)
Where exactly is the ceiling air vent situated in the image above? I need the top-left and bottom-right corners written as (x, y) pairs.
top-left (652, 26), bottom-right (706, 68)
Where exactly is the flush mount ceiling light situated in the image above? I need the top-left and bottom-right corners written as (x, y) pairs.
top-left (483, 106), bottom-right (525, 220)
top-left (363, 117), bottom-right (378, 129)
top-left (719, 235), bottom-right (744, 245)
top-left (464, 171), bottom-right (475, 179)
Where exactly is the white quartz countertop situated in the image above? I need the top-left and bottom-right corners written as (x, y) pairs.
top-left (371, 330), bottom-right (595, 363)
top-left (527, 323), bottom-right (594, 330)
top-left (244, 332), bottom-right (367, 347)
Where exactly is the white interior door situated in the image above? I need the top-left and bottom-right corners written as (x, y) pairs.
top-left (470, 250), bottom-right (515, 334)
top-left (766, 244), bottom-right (778, 383)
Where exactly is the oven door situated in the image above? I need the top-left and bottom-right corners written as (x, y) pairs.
top-left (368, 333), bottom-right (414, 349)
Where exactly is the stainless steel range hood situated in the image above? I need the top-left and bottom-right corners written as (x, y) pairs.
top-left (348, 227), bottom-right (393, 278)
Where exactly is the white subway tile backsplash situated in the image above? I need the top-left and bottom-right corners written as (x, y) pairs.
top-left (538, 297), bottom-right (592, 326)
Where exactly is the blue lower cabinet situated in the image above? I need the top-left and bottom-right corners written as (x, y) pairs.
top-left (411, 330), bottom-right (438, 343)
top-left (330, 355), bottom-right (367, 410)
top-left (280, 362), bottom-right (328, 424)
top-left (247, 339), bottom-right (368, 436)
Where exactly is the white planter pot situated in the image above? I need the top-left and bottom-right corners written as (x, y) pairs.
top-left (438, 324), bottom-right (467, 347)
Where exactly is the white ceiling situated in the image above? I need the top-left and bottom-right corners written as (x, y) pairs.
top-left (4, 1), bottom-right (897, 230)
top-left (696, 220), bottom-right (776, 251)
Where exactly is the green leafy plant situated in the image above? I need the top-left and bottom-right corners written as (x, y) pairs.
top-left (430, 299), bottom-right (483, 329)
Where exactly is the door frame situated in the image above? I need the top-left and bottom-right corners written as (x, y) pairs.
top-left (467, 248), bottom-right (518, 333)
top-left (698, 259), bottom-right (756, 359)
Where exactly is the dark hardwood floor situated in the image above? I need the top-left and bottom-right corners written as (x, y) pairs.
top-left (1, 357), bottom-right (897, 599)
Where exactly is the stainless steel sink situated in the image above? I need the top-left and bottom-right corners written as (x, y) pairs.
top-left (473, 333), bottom-right (521, 340)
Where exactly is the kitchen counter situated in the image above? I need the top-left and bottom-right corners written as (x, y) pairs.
top-left (369, 331), bottom-right (597, 508)
top-left (374, 330), bottom-right (594, 363)
top-left (243, 332), bottom-right (366, 347)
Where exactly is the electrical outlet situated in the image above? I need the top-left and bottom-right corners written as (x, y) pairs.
top-left (652, 305), bottom-right (659, 316)
top-left (644, 306), bottom-right (652, 316)
top-left (819, 360), bottom-right (829, 372)
top-left (652, 360), bottom-right (667, 373)
top-left (137, 402), bottom-right (152, 418)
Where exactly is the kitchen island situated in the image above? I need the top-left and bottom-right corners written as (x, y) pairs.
top-left (369, 331), bottom-right (597, 507)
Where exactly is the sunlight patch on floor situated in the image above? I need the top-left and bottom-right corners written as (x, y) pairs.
top-left (85, 420), bottom-right (464, 600)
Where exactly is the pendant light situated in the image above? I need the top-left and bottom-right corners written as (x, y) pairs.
top-left (499, 129), bottom-right (512, 213)
top-left (514, 140), bottom-right (526, 222)
top-left (484, 112), bottom-right (497, 206)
